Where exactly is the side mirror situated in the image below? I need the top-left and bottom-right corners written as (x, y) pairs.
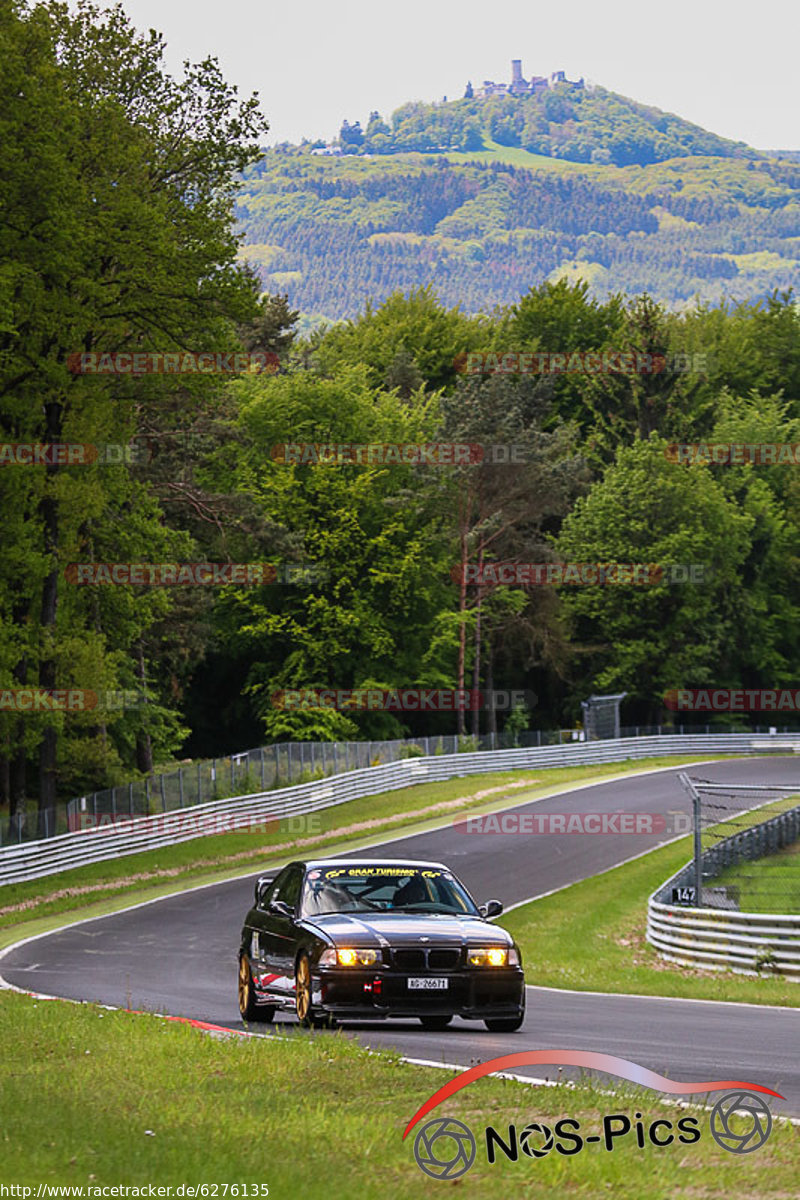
top-left (270, 899), bottom-right (294, 919)
top-left (480, 899), bottom-right (503, 919)
top-left (255, 876), bottom-right (273, 906)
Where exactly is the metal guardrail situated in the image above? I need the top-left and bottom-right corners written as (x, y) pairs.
top-left (3, 731), bottom-right (800, 887)
top-left (5, 729), bottom-right (590, 847)
top-left (647, 801), bottom-right (800, 979)
top-left (5, 722), bottom-right (799, 847)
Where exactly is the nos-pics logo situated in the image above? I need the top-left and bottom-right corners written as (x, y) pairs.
top-left (404, 1052), bottom-right (782, 1181)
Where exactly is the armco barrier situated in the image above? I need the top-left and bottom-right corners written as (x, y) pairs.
top-left (647, 801), bottom-right (800, 979)
top-left (2, 732), bottom-right (800, 887)
top-left (647, 903), bottom-right (800, 979)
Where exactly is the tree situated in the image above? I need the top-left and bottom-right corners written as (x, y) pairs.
top-left (555, 437), bottom-right (754, 722)
top-left (460, 122), bottom-right (484, 151)
top-left (437, 374), bottom-right (587, 735)
top-left (313, 286), bottom-right (489, 393)
top-left (212, 366), bottom-right (455, 741)
top-left (0, 0), bottom-right (268, 828)
top-left (339, 119), bottom-right (364, 151)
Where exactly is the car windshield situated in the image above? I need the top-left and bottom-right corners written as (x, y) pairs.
top-left (301, 865), bottom-right (478, 916)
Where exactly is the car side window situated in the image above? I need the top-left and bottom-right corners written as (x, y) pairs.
top-left (275, 865), bottom-right (302, 911)
top-left (258, 877), bottom-right (278, 908)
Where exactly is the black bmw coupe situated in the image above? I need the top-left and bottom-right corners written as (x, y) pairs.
top-left (238, 858), bottom-right (525, 1031)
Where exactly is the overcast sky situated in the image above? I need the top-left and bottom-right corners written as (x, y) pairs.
top-left (118, 0), bottom-right (799, 151)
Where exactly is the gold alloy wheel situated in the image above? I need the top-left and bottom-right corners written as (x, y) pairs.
top-left (238, 955), bottom-right (252, 1016)
top-left (295, 954), bottom-right (312, 1024)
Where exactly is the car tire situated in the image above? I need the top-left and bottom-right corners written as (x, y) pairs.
top-left (419, 1015), bottom-right (453, 1030)
top-left (238, 954), bottom-right (276, 1023)
top-left (295, 952), bottom-right (335, 1029)
top-left (484, 1012), bottom-right (525, 1033)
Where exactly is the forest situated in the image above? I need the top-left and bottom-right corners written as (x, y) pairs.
top-left (2, 1), bottom-right (800, 834)
top-left (238, 151), bottom-right (800, 316)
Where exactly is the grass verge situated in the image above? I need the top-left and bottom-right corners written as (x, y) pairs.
top-left (0, 989), bottom-right (796, 1195)
top-left (505, 836), bottom-right (799, 1007)
top-left (713, 839), bottom-right (800, 913)
top-left (0, 755), bottom-right (733, 942)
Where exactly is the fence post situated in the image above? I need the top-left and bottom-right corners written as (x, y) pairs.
top-left (160, 774), bottom-right (167, 812)
top-left (179, 768), bottom-right (184, 808)
top-left (678, 772), bottom-right (703, 905)
top-left (260, 746), bottom-right (265, 789)
top-left (129, 782), bottom-right (134, 817)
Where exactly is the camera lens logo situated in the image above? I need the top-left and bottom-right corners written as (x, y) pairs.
top-left (413, 1117), bottom-right (476, 1179)
top-left (709, 1091), bottom-right (773, 1154)
top-left (520, 1122), bottom-right (555, 1158)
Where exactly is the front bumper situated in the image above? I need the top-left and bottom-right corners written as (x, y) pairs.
top-left (318, 966), bottom-right (525, 1019)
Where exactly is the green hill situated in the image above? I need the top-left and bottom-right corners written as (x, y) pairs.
top-left (237, 82), bottom-right (799, 320)
top-left (344, 84), bottom-right (758, 167)
top-left (236, 146), bottom-right (799, 319)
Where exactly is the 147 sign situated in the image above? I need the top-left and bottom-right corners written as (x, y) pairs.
top-left (672, 886), bottom-right (696, 905)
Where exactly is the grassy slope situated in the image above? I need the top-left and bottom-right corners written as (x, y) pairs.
top-left (504, 832), bottom-right (799, 1006)
top-left (0, 990), bottom-right (796, 1194)
top-left (713, 839), bottom-right (800, 914)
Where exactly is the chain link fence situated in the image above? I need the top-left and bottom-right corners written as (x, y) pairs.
top-left (3, 728), bottom-right (584, 846)
top-left (676, 774), bottom-right (800, 912)
top-left (3, 722), bottom-right (799, 849)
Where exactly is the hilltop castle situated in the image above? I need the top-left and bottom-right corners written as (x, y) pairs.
top-left (470, 60), bottom-right (584, 99)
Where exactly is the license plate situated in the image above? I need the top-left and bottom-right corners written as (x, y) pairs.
top-left (408, 977), bottom-right (448, 990)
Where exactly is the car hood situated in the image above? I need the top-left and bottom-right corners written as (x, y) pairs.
top-left (302, 911), bottom-right (513, 946)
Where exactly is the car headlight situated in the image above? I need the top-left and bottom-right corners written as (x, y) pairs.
top-left (320, 947), bottom-right (379, 967)
top-left (468, 946), bottom-right (513, 967)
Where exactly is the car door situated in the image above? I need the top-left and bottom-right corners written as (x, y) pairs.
top-left (246, 875), bottom-right (278, 986)
top-left (260, 864), bottom-right (304, 997)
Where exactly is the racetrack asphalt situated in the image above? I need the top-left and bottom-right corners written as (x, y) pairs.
top-left (3, 757), bottom-right (799, 1114)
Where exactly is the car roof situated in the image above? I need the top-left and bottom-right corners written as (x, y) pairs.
top-left (301, 857), bottom-right (450, 871)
